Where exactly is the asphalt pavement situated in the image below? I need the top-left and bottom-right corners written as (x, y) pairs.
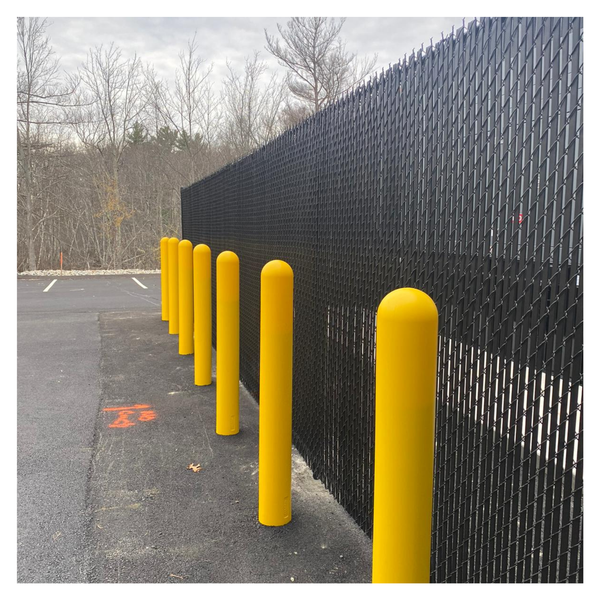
top-left (17, 274), bottom-right (162, 582)
top-left (17, 274), bottom-right (372, 583)
top-left (17, 273), bottom-right (161, 314)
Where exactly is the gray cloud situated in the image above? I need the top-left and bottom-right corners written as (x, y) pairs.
top-left (44, 17), bottom-right (473, 89)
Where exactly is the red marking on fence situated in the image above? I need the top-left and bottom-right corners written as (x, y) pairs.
top-left (103, 404), bottom-right (156, 428)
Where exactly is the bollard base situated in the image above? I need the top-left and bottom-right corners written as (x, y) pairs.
top-left (258, 515), bottom-right (291, 527)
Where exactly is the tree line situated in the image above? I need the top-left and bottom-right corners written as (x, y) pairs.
top-left (17, 17), bottom-right (376, 271)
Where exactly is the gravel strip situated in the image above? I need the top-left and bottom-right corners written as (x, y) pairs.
top-left (18, 269), bottom-right (160, 277)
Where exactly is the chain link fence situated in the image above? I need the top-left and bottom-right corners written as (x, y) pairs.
top-left (181, 17), bottom-right (583, 582)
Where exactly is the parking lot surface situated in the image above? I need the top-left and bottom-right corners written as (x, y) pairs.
top-left (17, 275), bottom-right (372, 583)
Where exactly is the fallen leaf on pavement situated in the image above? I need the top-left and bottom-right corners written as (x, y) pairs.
top-left (187, 463), bottom-right (202, 473)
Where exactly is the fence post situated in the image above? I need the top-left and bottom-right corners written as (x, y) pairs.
top-left (168, 237), bottom-right (179, 335)
top-left (216, 251), bottom-right (239, 435)
top-left (160, 237), bottom-right (169, 321)
top-left (258, 260), bottom-right (294, 526)
top-left (194, 244), bottom-right (212, 385)
top-left (372, 287), bottom-right (438, 583)
top-left (178, 240), bottom-right (194, 355)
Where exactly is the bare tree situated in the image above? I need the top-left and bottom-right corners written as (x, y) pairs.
top-left (279, 100), bottom-right (312, 131)
top-left (17, 17), bottom-right (75, 270)
top-left (221, 52), bottom-right (287, 159)
top-left (145, 34), bottom-right (219, 184)
top-left (264, 17), bottom-right (377, 114)
top-left (20, 21), bottom-right (353, 272)
top-left (68, 43), bottom-right (145, 268)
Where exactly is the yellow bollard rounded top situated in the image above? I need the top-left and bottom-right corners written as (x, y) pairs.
top-left (160, 236), bottom-right (170, 243)
top-left (179, 239), bottom-right (193, 269)
top-left (261, 259), bottom-right (293, 280)
top-left (168, 236), bottom-right (179, 246)
top-left (194, 243), bottom-right (210, 256)
top-left (377, 288), bottom-right (438, 324)
top-left (217, 250), bottom-right (239, 265)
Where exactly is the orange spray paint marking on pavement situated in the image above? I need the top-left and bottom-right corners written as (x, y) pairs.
top-left (138, 410), bottom-right (157, 422)
top-left (103, 404), bottom-right (156, 428)
top-left (108, 410), bottom-right (137, 428)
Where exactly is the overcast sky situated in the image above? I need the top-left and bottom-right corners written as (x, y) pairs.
top-left (45, 17), bottom-right (474, 87)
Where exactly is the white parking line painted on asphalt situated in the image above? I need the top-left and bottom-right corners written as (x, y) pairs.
top-left (43, 279), bottom-right (57, 293)
top-left (132, 277), bottom-right (148, 290)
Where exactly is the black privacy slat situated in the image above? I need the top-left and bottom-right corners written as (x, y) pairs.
top-left (180, 17), bottom-right (583, 583)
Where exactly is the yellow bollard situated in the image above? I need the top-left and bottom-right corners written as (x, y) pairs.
top-left (168, 237), bottom-right (179, 335)
top-left (160, 237), bottom-right (169, 321)
top-left (258, 260), bottom-right (294, 527)
top-left (216, 251), bottom-right (239, 435)
top-left (372, 288), bottom-right (438, 583)
top-left (178, 240), bottom-right (194, 355)
top-left (194, 244), bottom-right (212, 385)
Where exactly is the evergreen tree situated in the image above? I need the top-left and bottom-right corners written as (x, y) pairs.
top-left (175, 129), bottom-right (201, 151)
top-left (153, 125), bottom-right (178, 151)
top-left (127, 121), bottom-right (148, 146)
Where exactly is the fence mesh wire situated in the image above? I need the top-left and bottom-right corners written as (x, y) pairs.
top-left (181, 17), bottom-right (583, 582)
